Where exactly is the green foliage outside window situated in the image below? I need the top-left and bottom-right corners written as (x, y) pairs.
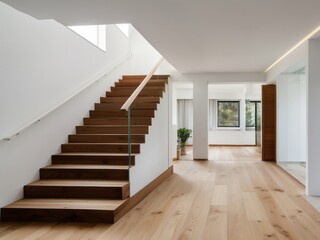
top-left (218, 101), bottom-right (240, 127)
top-left (246, 101), bottom-right (255, 128)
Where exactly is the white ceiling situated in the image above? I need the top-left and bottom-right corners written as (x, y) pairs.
top-left (3, 0), bottom-right (320, 73)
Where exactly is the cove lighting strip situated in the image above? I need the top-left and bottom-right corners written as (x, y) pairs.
top-left (265, 25), bottom-right (320, 72)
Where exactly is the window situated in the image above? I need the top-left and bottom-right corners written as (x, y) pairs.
top-left (217, 101), bottom-right (240, 127)
top-left (116, 24), bottom-right (130, 37)
top-left (246, 101), bottom-right (255, 128)
top-left (245, 101), bottom-right (261, 130)
top-left (69, 25), bottom-right (106, 51)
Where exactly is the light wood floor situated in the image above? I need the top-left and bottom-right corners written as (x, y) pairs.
top-left (1, 147), bottom-right (320, 240)
top-left (278, 162), bottom-right (306, 185)
top-left (180, 146), bottom-right (261, 161)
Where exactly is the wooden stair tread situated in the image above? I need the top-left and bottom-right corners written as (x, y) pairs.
top-left (77, 125), bottom-right (149, 127)
top-left (100, 96), bottom-right (160, 103)
top-left (62, 143), bottom-right (140, 146)
top-left (3, 198), bottom-right (127, 210)
top-left (69, 134), bottom-right (145, 136)
top-left (89, 110), bottom-right (155, 118)
top-left (54, 153), bottom-right (137, 156)
top-left (110, 86), bottom-right (165, 90)
top-left (83, 117), bottom-right (151, 120)
top-left (43, 165), bottom-right (129, 170)
top-left (27, 179), bottom-right (129, 187)
top-left (122, 75), bottom-right (169, 79)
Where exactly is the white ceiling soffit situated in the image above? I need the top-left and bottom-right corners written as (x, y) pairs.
top-left (3, 0), bottom-right (320, 73)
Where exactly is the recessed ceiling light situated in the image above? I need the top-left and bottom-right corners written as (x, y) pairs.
top-left (265, 25), bottom-right (320, 72)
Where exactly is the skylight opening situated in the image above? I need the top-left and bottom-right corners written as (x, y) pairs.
top-left (116, 24), bottom-right (130, 37)
top-left (69, 25), bottom-right (106, 51)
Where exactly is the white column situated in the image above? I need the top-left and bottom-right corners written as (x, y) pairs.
top-left (193, 80), bottom-right (208, 160)
top-left (307, 39), bottom-right (320, 196)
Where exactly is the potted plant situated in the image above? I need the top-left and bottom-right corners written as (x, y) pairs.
top-left (177, 128), bottom-right (192, 155)
top-left (176, 140), bottom-right (181, 160)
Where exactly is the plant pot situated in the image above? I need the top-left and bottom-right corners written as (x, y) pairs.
top-left (176, 148), bottom-right (181, 160)
top-left (181, 146), bottom-right (187, 155)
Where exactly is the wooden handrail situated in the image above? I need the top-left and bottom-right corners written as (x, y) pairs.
top-left (120, 57), bottom-right (164, 111)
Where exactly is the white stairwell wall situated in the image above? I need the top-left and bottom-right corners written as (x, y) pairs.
top-left (0, 1), bottom-right (175, 213)
top-left (0, 2), bottom-right (131, 213)
top-left (124, 26), bottom-right (174, 195)
top-left (130, 85), bottom-right (170, 195)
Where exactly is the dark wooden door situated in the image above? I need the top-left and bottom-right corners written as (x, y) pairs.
top-left (262, 85), bottom-right (276, 162)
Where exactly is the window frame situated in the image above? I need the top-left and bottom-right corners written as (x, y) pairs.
top-left (217, 100), bottom-right (240, 128)
top-left (245, 100), bottom-right (255, 129)
top-left (245, 100), bottom-right (261, 131)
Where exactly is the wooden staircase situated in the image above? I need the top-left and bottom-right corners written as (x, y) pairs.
top-left (1, 75), bottom-right (169, 223)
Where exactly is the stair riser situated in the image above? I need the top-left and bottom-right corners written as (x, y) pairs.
top-left (52, 155), bottom-right (135, 165)
top-left (40, 169), bottom-right (129, 180)
top-left (89, 110), bottom-right (155, 118)
top-left (100, 97), bottom-right (160, 103)
top-left (115, 81), bottom-right (166, 87)
top-left (1, 209), bottom-right (115, 223)
top-left (106, 91), bottom-right (163, 97)
top-left (24, 185), bottom-right (129, 199)
top-left (68, 135), bottom-right (145, 143)
top-left (111, 86), bottom-right (165, 91)
top-left (94, 103), bottom-right (157, 111)
top-left (76, 126), bottom-right (148, 134)
top-left (122, 75), bottom-right (169, 81)
top-left (83, 118), bottom-right (151, 126)
top-left (61, 144), bottom-right (140, 153)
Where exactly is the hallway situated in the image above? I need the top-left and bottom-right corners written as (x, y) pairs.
top-left (1, 148), bottom-right (320, 239)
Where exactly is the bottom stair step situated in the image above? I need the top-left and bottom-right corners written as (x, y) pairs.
top-left (1, 198), bottom-right (127, 223)
top-left (24, 180), bottom-right (129, 200)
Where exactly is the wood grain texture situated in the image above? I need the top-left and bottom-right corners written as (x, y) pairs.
top-left (51, 153), bottom-right (136, 165)
top-left (1, 147), bottom-right (320, 239)
top-left (202, 206), bottom-right (228, 240)
top-left (211, 185), bottom-right (228, 205)
top-left (262, 85), bottom-right (276, 162)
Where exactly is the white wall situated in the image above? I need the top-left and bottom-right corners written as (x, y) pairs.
top-left (122, 26), bottom-right (173, 194)
top-left (130, 86), bottom-right (170, 195)
top-left (276, 72), bottom-right (307, 163)
top-left (171, 72), bottom-right (265, 83)
top-left (125, 26), bottom-right (175, 75)
top-left (0, 2), bottom-right (132, 212)
top-left (193, 80), bottom-right (208, 159)
top-left (0, 2), bottom-right (130, 139)
top-left (168, 80), bottom-right (177, 163)
top-left (307, 39), bottom-right (320, 196)
top-left (276, 74), bottom-right (287, 163)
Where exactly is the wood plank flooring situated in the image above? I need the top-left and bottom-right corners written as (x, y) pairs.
top-left (1, 147), bottom-right (320, 240)
top-left (278, 162), bottom-right (306, 185)
top-left (179, 146), bottom-right (262, 161)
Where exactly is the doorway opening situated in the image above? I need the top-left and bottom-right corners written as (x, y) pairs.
top-left (207, 83), bottom-right (262, 160)
top-left (174, 82), bottom-right (262, 161)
